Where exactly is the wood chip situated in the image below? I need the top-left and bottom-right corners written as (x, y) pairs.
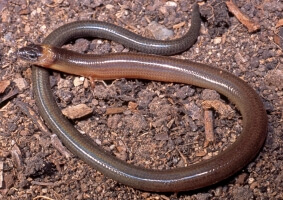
top-left (202, 99), bottom-right (236, 146)
top-left (0, 161), bottom-right (3, 188)
top-left (0, 80), bottom-right (10, 93)
top-left (10, 144), bottom-right (23, 171)
top-left (105, 107), bottom-right (126, 115)
top-left (3, 172), bottom-right (14, 190)
top-left (202, 100), bottom-right (235, 119)
top-left (274, 27), bottom-right (283, 49)
top-left (203, 109), bottom-right (214, 147)
top-left (154, 133), bottom-right (169, 141)
top-left (128, 101), bottom-right (138, 111)
top-left (62, 104), bottom-right (93, 119)
top-left (0, 88), bottom-right (18, 105)
top-left (276, 19), bottom-right (283, 28)
top-left (113, 140), bottom-right (127, 161)
top-left (226, 0), bottom-right (260, 33)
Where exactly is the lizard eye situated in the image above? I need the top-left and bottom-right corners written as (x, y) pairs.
top-left (18, 44), bottom-right (43, 62)
top-left (27, 50), bottom-right (39, 61)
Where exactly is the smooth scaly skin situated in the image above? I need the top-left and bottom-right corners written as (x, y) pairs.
top-left (27, 4), bottom-right (267, 192)
top-left (30, 4), bottom-right (200, 56)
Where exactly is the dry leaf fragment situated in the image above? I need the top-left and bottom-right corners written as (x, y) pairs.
top-left (62, 104), bottom-right (93, 119)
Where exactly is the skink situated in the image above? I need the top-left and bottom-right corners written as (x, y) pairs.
top-left (18, 4), bottom-right (267, 192)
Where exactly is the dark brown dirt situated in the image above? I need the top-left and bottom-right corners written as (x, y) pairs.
top-left (1, 0), bottom-right (283, 199)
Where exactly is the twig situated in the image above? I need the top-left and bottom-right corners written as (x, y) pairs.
top-left (31, 180), bottom-right (62, 186)
top-left (16, 100), bottom-right (71, 158)
top-left (16, 100), bottom-right (51, 136)
top-left (33, 196), bottom-right (55, 200)
top-left (226, 0), bottom-right (260, 33)
top-left (0, 161), bottom-right (3, 188)
top-left (175, 147), bottom-right (188, 167)
top-left (0, 88), bottom-right (18, 105)
top-left (203, 109), bottom-right (214, 147)
top-left (50, 134), bottom-right (71, 159)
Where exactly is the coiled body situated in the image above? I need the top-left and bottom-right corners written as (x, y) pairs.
top-left (26, 4), bottom-right (268, 192)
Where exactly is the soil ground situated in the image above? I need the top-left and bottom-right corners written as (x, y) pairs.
top-left (0, 0), bottom-right (283, 199)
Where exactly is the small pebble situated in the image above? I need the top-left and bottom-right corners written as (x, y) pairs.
top-left (146, 21), bottom-right (174, 40)
top-left (13, 78), bottom-right (27, 91)
top-left (213, 37), bottom-right (222, 44)
top-left (73, 77), bottom-right (84, 87)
